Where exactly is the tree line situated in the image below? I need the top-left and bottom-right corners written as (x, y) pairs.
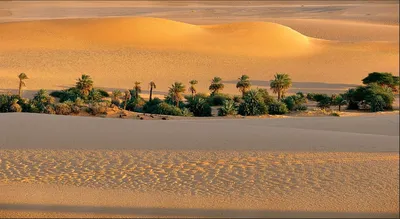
top-left (0, 72), bottom-right (398, 117)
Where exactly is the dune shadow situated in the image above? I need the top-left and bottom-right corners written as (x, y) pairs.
top-left (0, 203), bottom-right (397, 218)
top-left (224, 80), bottom-right (359, 94)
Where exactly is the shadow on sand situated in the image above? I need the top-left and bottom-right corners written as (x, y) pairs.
top-left (0, 203), bottom-right (397, 218)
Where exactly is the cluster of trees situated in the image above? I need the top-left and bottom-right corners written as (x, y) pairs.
top-left (1, 72), bottom-right (398, 117)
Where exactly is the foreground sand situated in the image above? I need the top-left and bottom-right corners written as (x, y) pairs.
top-left (0, 113), bottom-right (399, 217)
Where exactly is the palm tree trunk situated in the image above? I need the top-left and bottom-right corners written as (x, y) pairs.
top-left (18, 80), bottom-right (22, 97)
top-left (149, 87), bottom-right (153, 101)
top-left (277, 91), bottom-right (281, 101)
top-left (339, 105), bottom-right (341, 111)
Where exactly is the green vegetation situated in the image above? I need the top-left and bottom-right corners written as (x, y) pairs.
top-left (236, 75), bottom-right (251, 97)
top-left (362, 72), bottom-right (399, 92)
top-left (209, 77), bottom-right (224, 95)
top-left (18, 73), bottom-right (29, 97)
top-left (270, 73), bottom-right (292, 101)
top-left (238, 89), bottom-right (268, 116)
top-left (2, 72), bottom-right (397, 117)
top-left (218, 100), bottom-right (237, 116)
top-left (188, 80), bottom-right (198, 96)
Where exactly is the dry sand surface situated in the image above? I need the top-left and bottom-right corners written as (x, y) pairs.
top-left (0, 1), bottom-right (398, 99)
top-left (0, 113), bottom-right (399, 217)
top-left (0, 1), bottom-right (399, 218)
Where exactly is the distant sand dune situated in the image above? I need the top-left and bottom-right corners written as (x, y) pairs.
top-left (0, 17), bottom-right (312, 57)
top-left (0, 17), bottom-right (398, 97)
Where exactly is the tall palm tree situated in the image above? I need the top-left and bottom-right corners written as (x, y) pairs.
top-left (236, 75), bottom-right (251, 97)
top-left (133, 81), bottom-right (142, 100)
top-left (149, 81), bottom-right (156, 101)
top-left (123, 90), bottom-right (131, 110)
top-left (111, 90), bottom-right (122, 101)
top-left (188, 80), bottom-right (198, 96)
top-left (18, 73), bottom-right (29, 97)
top-left (270, 73), bottom-right (292, 101)
top-left (168, 82), bottom-right (186, 107)
top-left (209, 77), bottom-right (224, 95)
top-left (76, 74), bottom-right (93, 97)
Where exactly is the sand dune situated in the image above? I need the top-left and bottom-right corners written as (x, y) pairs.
top-left (0, 17), bottom-right (398, 98)
top-left (0, 113), bottom-right (399, 217)
top-left (0, 17), bottom-right (312, 57)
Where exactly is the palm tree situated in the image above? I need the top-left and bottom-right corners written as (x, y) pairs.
top-left (133, 81), bottom-right (142, 99)
top-left (209, 77), bottom-right (224, 95)
top-left (18, 73), bottom-right (29, 97)
top-left (76, 74), bottom-right (93, 97)
top-left (123, 90), bottom-right (131, 110)
top-left (270, 73), bottom-right (292, 101)
top-left (236, 75), bottom-right (251, 97)
top-left (149, 81), bottom-right (156, 101)
top-left (111, 90), bottom-right (122, 100)
top-left (188, 80), bottom-right (198, 96)
top-left (168, 82), bottom-right (186, 107)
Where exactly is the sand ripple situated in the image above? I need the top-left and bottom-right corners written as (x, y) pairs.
top-left (0, 150), bottom-right (398, 200)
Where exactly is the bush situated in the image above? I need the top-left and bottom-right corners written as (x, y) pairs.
top-left (55, 103), bottom-right (72, 115)
top-left (257, 88), bottom-right (275, 106)
top-left (44, 105), bottom-right (56, 114)
top-left (88, 102), bottom-right (108, 115)
top-left (207, 93), bottom-right (232, 106)
top-left (282, 93), bottom-right (307, 111)
top-left (9, 100), bottom-right (22, 112)
top-left (344, 83), bottom-right (395, 111)
top-left (233, 95), bottom-right (242, 103)
top-left (186, 96), bottom-right (212, 117)
top-left (50, 88), bottom-right (81, 102)
top-left (143, 98), bottom-right (163, 114)
top-left (268, 102), bottom-right (289, 115)
top-left (370, 95), bottom-right (386, 112)
top-left (218, 100), bottom-right (237, 116)
top-left (238, 89), bottom-right (268, 116)
top-left (154, 102), bottom-right (183, 116)
top-left (97, 89), bottom-right (110, 97)
top-left (126, 98), bottom-right (146, 112)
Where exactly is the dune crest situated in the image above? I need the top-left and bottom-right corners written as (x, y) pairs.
top-left (0, 17), bottom-right (312, 57)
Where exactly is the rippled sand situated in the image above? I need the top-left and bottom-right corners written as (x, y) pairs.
top-left (0, 114), bottom-right (399, 217)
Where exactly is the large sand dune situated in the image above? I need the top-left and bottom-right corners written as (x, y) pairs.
top-left (0, 113), bottom-right (399, 217)
top-left (0, 17), bottom-right (398, 98)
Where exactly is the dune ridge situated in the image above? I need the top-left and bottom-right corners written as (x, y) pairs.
top-left (0, 17), bottom-right (312, 57)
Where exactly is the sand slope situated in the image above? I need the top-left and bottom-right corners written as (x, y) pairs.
top-left (0, 17), bottom-right (312, 57)
top-left (0, 17), bottom-right (398, 98)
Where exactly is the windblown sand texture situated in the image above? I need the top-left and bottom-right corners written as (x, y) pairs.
top-left (0, 113), bottom-right (399, 217)
top-left (0, 1), bottom-right (399, 218)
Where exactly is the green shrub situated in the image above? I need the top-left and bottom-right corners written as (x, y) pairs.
top-left (88, 102), bottom-right (108, 115)
top-left (97, 89), bottom-right (110, 97)
top-left (344, 83), bottom-right (395, 111)
top-left (55, 103), bottom-right (72, 115)
top-left (257, 88), bottom-right (275, 106)
top-left (331, 112), bottom-right (340, 117)
top-left (186, 96), bottom-right (212, 117)
top-left (218, 100), bottom-right (237, 116)
top-left (282, 93), bottom-right (307, 111)
top-left (143, 98), bottom-right (163, 114)
top-left (370, 95), bottom-right (386, 112)
top-left (238, 89), bottom-right (268, 116)
top-left (233, 95), bottom-right (242, 103)
top-left (268, 102), bottom-right (289, 115)
top-left (154, 102), bottom-right (183, 116)
top-left (32, 89), bottom-right (55, 113)
top-left (207, 93), bottom-right (232, 106)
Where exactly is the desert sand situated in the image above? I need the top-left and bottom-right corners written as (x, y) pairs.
top-left (0, 113), bottom-right (399, 217)
top-left (0, 1), bottom-right (399, 218)
top-left (0, 1), bottom-right (399, 99)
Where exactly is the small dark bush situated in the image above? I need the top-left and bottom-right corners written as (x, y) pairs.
top-left (268, 102), bottom-right (289, 115)
top-left (55, 103), bottom-right (72, 115)
top-left (154, 102), bottom-right (183, 116)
